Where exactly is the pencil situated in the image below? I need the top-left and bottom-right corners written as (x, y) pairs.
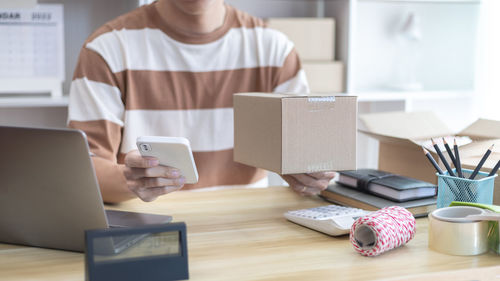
top-left (423, 147), bottom-right (444, 175)
top-left (454, 139), bottom-right (464, 178)
top-left (469, 144), bottom-right (494, 179)
top-left (423, 147), bottom-right (461, 201)
top-left (432, 138), bottom-right (455, 177)
top-left (488, 160), bottom-right (500, 177)
top-left (443, 138), bottom-right (457, 168)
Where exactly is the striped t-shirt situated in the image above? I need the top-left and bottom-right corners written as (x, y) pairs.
top-left (68, 2), bottom-right (309, 190)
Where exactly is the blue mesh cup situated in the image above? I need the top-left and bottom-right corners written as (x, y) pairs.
top-left (437, 169), bottom-right (497, 209)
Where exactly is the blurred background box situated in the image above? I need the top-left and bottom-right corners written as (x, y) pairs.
top-left (302, 61), bottom-right (344, 93)
top-left (266, 17), bottom-right (335, 61)
top-left (234, 93), bottom-right (357, 175)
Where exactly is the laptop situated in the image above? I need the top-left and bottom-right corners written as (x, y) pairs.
top-left (0, 126), bottom-right (172, 252)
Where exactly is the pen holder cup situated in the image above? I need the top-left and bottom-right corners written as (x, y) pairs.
top-left (436, 169), bottom-right (496, 209)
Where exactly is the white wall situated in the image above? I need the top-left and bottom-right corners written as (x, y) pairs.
top-left (476, 0), bottom-right (500, 121)
top-left (353, 2), bottom-right (479, 92)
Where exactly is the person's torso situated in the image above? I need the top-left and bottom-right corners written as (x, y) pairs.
top-left (82, 4), bottom-right (297, 188)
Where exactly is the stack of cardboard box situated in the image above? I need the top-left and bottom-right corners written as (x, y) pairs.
top-left (266, 18), bottom-right (344, 93)
top-left (359, 111), bottom-right (500, 204)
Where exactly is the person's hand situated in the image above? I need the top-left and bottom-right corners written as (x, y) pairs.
top-left (282, 172), bottom-right (336, 196)
top-left (120, 150), bottom-right (185, 202)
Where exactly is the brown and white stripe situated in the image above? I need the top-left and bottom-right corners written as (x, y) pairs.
top-left (68, 2), bottom-right (309, 190)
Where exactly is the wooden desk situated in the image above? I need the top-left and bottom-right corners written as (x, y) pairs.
top-left (0, 186), bottom-right (499, 280)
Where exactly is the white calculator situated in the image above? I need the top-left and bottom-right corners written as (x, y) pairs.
top-left (284, 205), bottom-right (371, 236)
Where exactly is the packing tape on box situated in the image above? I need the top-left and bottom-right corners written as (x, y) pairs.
top-left (307, 161), bottom-right (334, 173)
top-left (428, 206), bottom-right (489, 255)
top-left (350, 206), bottom-right (416, 256)
top-left (307, 97), bottom-right (335, 103)
top-left (307, 96), bottom-right (335, 112)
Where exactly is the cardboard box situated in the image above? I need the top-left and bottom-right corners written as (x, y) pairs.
top-left (302, 61), bottom-right (344, 93)
top-left (462, 140), bottom-right (500, 204)
top-left (359, 111), bottom-right (500, 184)
top-left (234, 93), bottom-right (357, 174)
top-left (266, 18), bottom-right (335, 61)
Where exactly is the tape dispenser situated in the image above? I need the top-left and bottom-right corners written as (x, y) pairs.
top-left (428, 202), bottom-right (500, 255)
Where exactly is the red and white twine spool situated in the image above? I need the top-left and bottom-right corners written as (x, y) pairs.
top-left (349, 206), bottom-right (416, 256)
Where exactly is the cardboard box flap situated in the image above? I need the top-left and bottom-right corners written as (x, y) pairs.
top-left (415, 136), bottom-right (472, 154)
top-left (359, 129), bottom-right (421, 148)
top-left (359, 111), bottom-right (453, 140)
top-left (459, 118), bottom-right (500, 140)
top-left (463, 152), bottom-right (500, 170)
top-left (459, 139), bottom-right (500, 158)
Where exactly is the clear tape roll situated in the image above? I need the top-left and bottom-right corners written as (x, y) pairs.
top-left (350, 206), bottom-right (416, 256)
top-left (428, 206), bottom-right (489, 255)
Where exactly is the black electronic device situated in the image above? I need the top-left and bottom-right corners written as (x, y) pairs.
top-left (85, 222), bottom-right (188, 281)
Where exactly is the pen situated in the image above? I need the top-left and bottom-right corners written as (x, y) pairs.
top-left (488, 160), bottom-right (500, 177)
top-left (469, 144), bottom-right (494, 179)
top-left (432, 138), bottom-right (455, 177)
top-left (442, 138), bottom-right (457, 169)
top-left (423, 147), bottom-right (443, 175)
top-left (454, 139), bottom-right (464, 178)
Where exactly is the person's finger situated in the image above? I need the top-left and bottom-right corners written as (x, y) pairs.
top-left (302, 186), bottom-right (323, 196)
top-left (129, 176), bottom-right (185, 190)
top-left (127, 166), bottom-right (181, 180)
top-left (135, 185), bottom-right (184, 202)
top-left (282, 175), bottom-right (308, 195)
top-left (121, 166), bottom-right (135, 180)
top-left (124, 150), bottom-right (159, 168)
top-left (290, 173), bottom-right (330, 190)
top-left (308, 171), bottom-right (336, 180)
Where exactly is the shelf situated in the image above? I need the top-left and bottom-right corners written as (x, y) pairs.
top-left (350, 90), bottom-right (474, 102)
top-left (0, 96), bottom-right (69, 108)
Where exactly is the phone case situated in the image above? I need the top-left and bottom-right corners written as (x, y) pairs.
top-left (136, 136), bottom-right (199, 184)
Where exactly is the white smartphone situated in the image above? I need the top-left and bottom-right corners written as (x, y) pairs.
top-left (136, 136), bottom-right (199, 184)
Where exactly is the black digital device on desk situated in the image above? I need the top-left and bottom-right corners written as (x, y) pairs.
top-left (85, 222), bottom-right (188, 281)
